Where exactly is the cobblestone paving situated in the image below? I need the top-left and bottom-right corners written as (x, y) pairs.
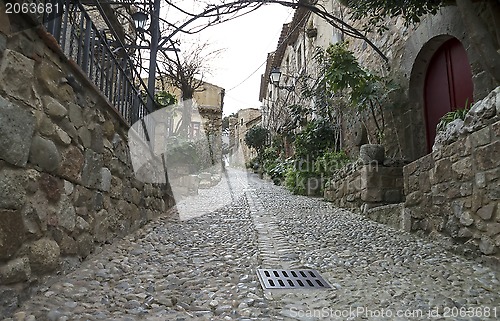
top-left (5, 169), bottom-right (500, 321)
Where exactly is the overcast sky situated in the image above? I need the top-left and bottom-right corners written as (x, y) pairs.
top-left (179, 4), bottom-right (294, 116)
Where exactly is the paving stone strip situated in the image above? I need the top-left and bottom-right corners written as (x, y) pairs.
top-left (248, 190), bottom-right (301, 270)
top-left (4, 169), bottom-right (500, 321)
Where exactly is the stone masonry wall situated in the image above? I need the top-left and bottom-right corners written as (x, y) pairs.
top-left (340, 2), bottom-right (498, 161)
top-left (324, 163), bottom-right (404, 212)
top-left (403, 88), bottom-right (500, 259)
top-left (0, 6), bottom-right (173, 314)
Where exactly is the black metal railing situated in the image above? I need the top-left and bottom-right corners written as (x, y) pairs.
top-left (35, 0), bottom-right (152, 127)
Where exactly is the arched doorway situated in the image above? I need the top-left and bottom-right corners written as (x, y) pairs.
top-left (424, 38), bottom-right (473, 152)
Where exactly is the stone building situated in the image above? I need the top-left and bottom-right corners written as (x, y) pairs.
top-left (260, 1), bottom-right (500, 261)
top-left (260, 0), bottom-right (498, 160)
top-left (154, 80), bottom-right (225, 140)
top-left (149, 80), bottom-right (225, 197)
top-left (230, 108), bottom-right (262, 167)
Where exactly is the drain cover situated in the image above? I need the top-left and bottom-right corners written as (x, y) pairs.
top-left (256, 269), bottom-right (331, 289)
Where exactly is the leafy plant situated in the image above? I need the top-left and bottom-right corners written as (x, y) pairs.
top-left (244, 126), bottom-right (270, 160)
top-left (155, 91), bottom-right (178, 109)
top-left (314, 150), bottom-right (350, 177)
top-left (141, 90), bottom-right (178, 111)
top-left (319, 42), bottom-right (398, 144)
top-left (294, 119), bottom-right (337, 160)
top-left (284, 166), bottom-right (318, 195)
top-left (267, 157), bottom-right (294, 185)
top-left (436, 100), bottom-right (472, 132)
top-left (165, 137), bottom-right (201, 172)
top-left (340, 0), bottom-right (444, 34)
top-left (283, 150), bottom-right (350, 195)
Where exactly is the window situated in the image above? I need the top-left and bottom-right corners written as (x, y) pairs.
top-left (190, 122), bottom-right (200, 139)
top-left (296, 44), bottom-right (303, 71)
top-left (241, 118), bottom-right (244, 125)
top-left (332, 31), bottom-right (343, 44)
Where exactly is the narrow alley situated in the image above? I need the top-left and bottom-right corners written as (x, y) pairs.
top-left (7, 169), bottom-right (500, 321)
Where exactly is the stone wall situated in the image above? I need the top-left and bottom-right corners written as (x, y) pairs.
top-left (0, 7), bottom-right (173, 314)
top-left (324, 162), bottom-right (404, 212)
top-left (341, 2), bottom-right (498, 161)
top-left (403, 88), bottom-right (500, 259)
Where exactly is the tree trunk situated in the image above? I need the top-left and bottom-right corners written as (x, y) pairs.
top-left (456, 0), bottom-right (500, 84)
top-left (177, 98), bottom-right (193, 137)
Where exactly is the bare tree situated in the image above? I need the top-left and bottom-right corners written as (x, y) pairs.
top-left (124, 0), bottom-right (499, 126)
top-left (154, 41), bottom-right (223, 136)
top-left (156, 0), bottom-right (499, 81)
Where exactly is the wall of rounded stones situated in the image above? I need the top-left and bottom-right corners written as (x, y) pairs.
top-left (403, 87), bottom-right (500, 260)
top-left (0, 7), bottom-right (174, 313)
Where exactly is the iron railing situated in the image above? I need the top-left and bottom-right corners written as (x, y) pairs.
top-left (34, 0), bottom-right (152, 126)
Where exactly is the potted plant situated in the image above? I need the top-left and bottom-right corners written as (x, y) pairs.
top-left (319, 42), bottom-right (397, 163)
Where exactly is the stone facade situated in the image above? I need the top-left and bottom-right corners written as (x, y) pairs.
top-left (403, 87), bottom-right (500, 260)
top-left (0, 5), bottom-right (173, 313)
top-left (230, 108), bottom-right (262, 167)
top-left (260, 1), bottom-right (498, 162)
top-left (158, 80), bottom-right (225, 138)
top-left (343, 3), bottom-right (498, 161)
top-left (324, 161), bottom-right (404, 212)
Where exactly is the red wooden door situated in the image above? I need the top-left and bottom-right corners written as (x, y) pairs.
top-left (424, 38), bottom-right (473, 152)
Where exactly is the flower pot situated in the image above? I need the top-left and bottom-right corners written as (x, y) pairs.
top-left (359, 144), bottom-right (385, 165)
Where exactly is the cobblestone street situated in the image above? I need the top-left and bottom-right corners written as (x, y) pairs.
top-left (6, 169), bottom-right (500, 321)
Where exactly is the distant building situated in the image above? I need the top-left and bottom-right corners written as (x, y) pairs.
top-left (230, 108), bottom-right (262, 167)
top-left (154, 80), bottom-right (225, 140)
top-left (149, 79), bottom-right (225, 172)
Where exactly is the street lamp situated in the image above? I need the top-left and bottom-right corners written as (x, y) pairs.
top-left (269, 67), bottom-right (294, 91)
top-left (269, 67), bottom-right (281, 85)
top-left (131, 11), bottom-right (148, 33)
top-left (132, 0), bottom-right (178, 112)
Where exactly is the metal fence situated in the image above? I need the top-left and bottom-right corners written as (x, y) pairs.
top-left (38, 0), bottom-right (152, 126)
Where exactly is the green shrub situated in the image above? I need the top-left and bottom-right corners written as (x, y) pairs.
top-left (314, 150), bottom-right (350, 176)
top-left (436, 101), bottom-right (471, 132)
top-left (165, 137), bottom-right (202, 173)
top-left (267, 158), bottom-right (294, 185)
top-left (284, 150), bottom-right (350, 195)
top-left (294, 119), bottom-right (337, 160)
top-left (285, 166), bottom-right (317, 195)
top-left (244, 126), bottom-right (269, 159)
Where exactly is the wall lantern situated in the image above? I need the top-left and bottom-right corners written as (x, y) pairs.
top-left (132, 11), bottom-right (149, 32)
top-left (269, 67), bottom-right (282, 85)
top-left (269, 67), bottom-right (294, 91)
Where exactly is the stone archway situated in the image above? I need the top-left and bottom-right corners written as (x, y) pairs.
top-left (408, 35), bottom-right (474, 155)
top-left (396, 5), bottom-right (494, 160)
top-left (423, 37), bottom-right (474, 152)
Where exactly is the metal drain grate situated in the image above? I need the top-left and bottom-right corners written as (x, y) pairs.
top-left (256, 269), bottom-right (331, 289)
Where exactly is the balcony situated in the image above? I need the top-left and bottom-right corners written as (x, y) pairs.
top-left (23, 0), bottom-right (152, 126)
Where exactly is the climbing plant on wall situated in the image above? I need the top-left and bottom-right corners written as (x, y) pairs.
top-left (317, 42), bottom-right (398, 144)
